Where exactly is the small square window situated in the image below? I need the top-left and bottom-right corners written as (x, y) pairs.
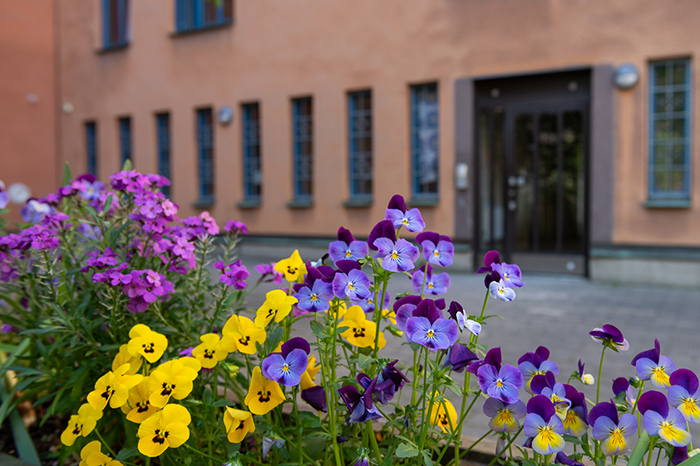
top-left (102, 0), bottom-right (129, 49)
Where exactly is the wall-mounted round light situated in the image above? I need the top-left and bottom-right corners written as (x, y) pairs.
top-left (613, 63), bottom-right (640, 90)
top-left (218, 106), bottom-right (233, 125)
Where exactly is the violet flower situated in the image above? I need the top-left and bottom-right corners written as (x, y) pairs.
top-left (638, 391), bottom-right (692, 447)
top-left (589, 400), bottom-right (637, 456)
top-left (612, 377), bottom-right (637, 406)
top-left (254, 262), bottom-right (284, 285)
top-left (332, 267), bottom-right (371, 301)
top-left (555, 453), bottom-right (583, 466)
top-left (562, 384), bottom-right (589, 437)
top-left (328, 227), bottom-right (369, 263)
top-left (405, 299), bottom-right (458, 351)
top-left (385, 194), bottom-right (425, 232)
top-left (589, 324), bottom-right (629, 351)
top-left (491, 262), bottom-right (524, 288)
top-left (374, 238), bottom-right (419, 273)
top-left (631, 338), bottom-right (676, 388)
top-left (301, 386), bottom-right (327, 412)
top-left (668, 369), bottom-right (700, 424)
top-left (519, 346), bottom-right (559, 394)
top-left (0, 181), bottom-right (8, 209)
top-left (410, 264), bottom-right (450, 296)
top-left (296, 279), bottom-right (333, 313)
top-left (367, 220), bottom-right (396, 251)
top-left (478, 363), bottom-right (524, 404)
top-left (476, 250), bottom-right (502, 288)
top-left (444, 343), bottom-right (478, 373)
top-left (446, 301), bottom-right (481, 336)
top-left (214, 260), bottom-right (250, 290)
top-left (489, 279), bottom-right (516, 302)
top-left (338, 381), bottom-right (382, 423)
top-left (224, 220), bottom-right (248, 235)
top-left (375, 360), bottom-right (410, 403)
top-left (483, 397), bottom-right (526, 433)
top-left (469, 347), bottom-right (503, 375)
top-left (261, 337), bottom-right (310, 387)
top-left (416, 231), bottom-right (454, 267)
top-left (523, 395), bottom-right (566, 455)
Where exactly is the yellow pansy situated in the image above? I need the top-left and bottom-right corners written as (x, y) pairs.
top-left (430, 395), bottom-right (459, 434)
top-left (87, 364), bottom-right (143, 411)
top-left (192, 333), bottom-right (229, 369)
top-left (274, 249), bottom-right (307, 282)
top-left (137, 404), bottom-right (191, 457)
top-left (148, 357), bottom-right (201, 408)
top-left (223, 407), bottom-right (256, 443)
top-left (127, 324), bottom-right (168, 363)
top-left (121, 376), bottom-right (160, 423)
top-left (300, 372), bottom-right (315, 390)
top-left (79, 440), bottom-right (123, 466)
top-left (60, 403), bottom-right (103, 446)
top-left (254, 290), bottom-right (298, 328)
top-left (339, 305), bottom-right (386, 349)
top-left (305, 355), bottom-right (321, 382)
top-left (221, 315), bottom-right (266, 355)
top-left (244, 366), bottom-right (285, 415)
top-left (112, 344), bottom-right (142, 375)
top-left (325, 301), bottom-right (348, 320)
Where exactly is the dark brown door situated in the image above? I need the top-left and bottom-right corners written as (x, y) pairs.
top-left (475, 71), bottom-right (589, 275)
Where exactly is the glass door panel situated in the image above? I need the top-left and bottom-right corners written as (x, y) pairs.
top-left (536, 113), bottom-right (558, 251)
top-left (562, 111), bottom-right (584, 252)
top-left (513, 114), bottom-right (534, 251)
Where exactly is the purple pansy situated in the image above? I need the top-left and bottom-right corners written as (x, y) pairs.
top-left (416, 231), bottom-right (454, 267)
top-left (562, 384), bottom-right (589, 437)
top-left (519, 346), bottom-right (559, 394)
top-left (296, 279), bottom-right (334, 313)
top-left (261, 337), bottom-right (310, 387)
top-left (612, 377), bottom-right (637, 406)
top-left (332, 268), bottom-right (371, 301)
top-left (404, 299), bottom-right (459, 351)
top-left (476, 250), bottom-right (502, 288)
top-left (338, 380), bottom-right (382, 423)
top-left (638, 391), bottom-right (692, 447)
top-left (589, 324), bottom-right (629, 352)
top-left (444, 343), bottom-right (479, 373)
top-left (0, 181), bottom-right (8, 209)
top-left (446, 301), bottom-right (481, 336)
top-left (483, 397), bottom-right (526, 433)
top-left (491, 262), bottom-right (524, 288)
top-left (489, 279), bottom-right (516, 302)
top-left (367, 220), bottom-right (396, 251)
top-left (523, 395), bottom-right (566, 455)
top-left (301, 386), bottom-right (327, 412)
top-left (374, 360), bottom-right (410, 404)
top-left (631, 339), bottom-right (676, 388)
top-left (589, 401), bottom-right (638, 456)
top-left (374, 238), bottom-right (419, 273)
top-left (255, 262), bottom-right (284, 285)
top-left (469, 347), bottom-right (503, 375)
top-left (385, 194), bottom-right (425, 232)
top-left (328, 227), bottom-right (369, 263)
top-left (668, 369), bottom-right (700, 424)
top-left (410, 264), bottom-right (450, 296)
top-left (478, 363), bottom-right (524, 404)
top-left (555, 453), bottom-right (583, 466)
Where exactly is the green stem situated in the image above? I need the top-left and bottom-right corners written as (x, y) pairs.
top-left (94, 428), bottom-right (116, 457)
top-left (596, 346), bottom-right (607, 404)
top-left (366, 420), bottom-right (382, 465)
top-left (488, 427), bottom-right (523, 466)
top-left (646, 437), bottom-right (657, 466)
top-left (182, 443), bottom-right (225, 463)
top-left (372, 277), bottom-right (389, 359)
top-left (293, 386), bottom-right (303, 466)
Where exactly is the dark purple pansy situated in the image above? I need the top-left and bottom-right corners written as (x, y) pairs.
top-left (637, 390), bottom-right (669, 417)
top-left (301, 386), bottom-right (327, 412)
top-left (468, 347), bottom-right (502, 374)
top-left (631, 339), bottom-right (676, 388)
top-left (588, 400), bottom-right (620, 427)
top-left (328, 227), bottom-right (369, 263)
top-left (444, 343), bottom-right (479, 373)
top-left (589, 324), bottom-right (629, 351)
top-left (367, 220), bottom-right (396, 251)
top-left (338, 381), bottom-right (382, 423)
top-left (376, 360), bottom-right (410, 403)
top-left (527, 394), bottom-right (557, 421)
top-left (668, 369), bottom-right (700, 422)
top-left (530, 371), bottom-right (557, 395)
top-left (639, 391), bottom-right (691, 447)
top-left (476, 250), bottom-right (502, 288)
top-left (672, 447), bottom-right (689, 465)
top-left (555, 453), bottom-right (583, 466)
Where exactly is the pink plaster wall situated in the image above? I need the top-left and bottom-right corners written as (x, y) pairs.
top-left (56, 0), bottom-right (700, 245)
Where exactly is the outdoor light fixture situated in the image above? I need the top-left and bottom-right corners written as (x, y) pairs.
top-left (218, 106), bottom-right (233, 125)
top-left (613, 63), bottom-right (640, 90)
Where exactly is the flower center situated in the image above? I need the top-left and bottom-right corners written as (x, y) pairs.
top-left (72, 422), bottom-right (82, 436)
top-left (426, 330), bottom-right (435, 338)
top-left (282, 363), bottom-right (290, 373)
top-left (345, 250), bottom-right (352, 257)
top-left (239, 336), bottom-right (250, 346)
top-left (652, 366), bottom-right (671, 386)
top-left (348, 283), bottom-right (355, 290)
top-left (659, 421), bottom-right (678, 440)
top-left (402, 218), bottom-right (409, 226)
top-left (496, 409), bottom-right (514, 424)
top-left (353, 327), bottom-right (366, 338)
top-left (142, 342), bottom-right (156, 353)
top-left (287, 266), bottom-right (297, 275)
top-left (496, 379), bottom-right (504, 387)
top-left (433, 251), bottom-right (440, 257)
top-left (204, 349), bottom-right (215, 359)
top-left (537, 425), bottom-right (556, 444)
top-left (101, 385), bottom-right (114, 401)
top-left (152, 428), bottom-right (169, 445)
top-left (258, 390), bottom-right (272, 403)
top-left (136, 401), bottom-right (150, 413)
top-left (609, 428), bottom-right (626, 449)
top-left (428, 282), bottom-right (434, 289)
top-left (160, 382), bottom-right (176, 396)
top-left (391, 251), bottom-right (399, 259)
top-left (310, 293), bottom-right (318, 301)
top-left (682, 398), bottom-right (700, 416)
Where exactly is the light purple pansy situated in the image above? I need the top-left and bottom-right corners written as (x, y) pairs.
top-left (589, 324), bottom-right (629, 351)
top-left (523, 395), bottom-right (566, 455)
top-left (338, 379), bottom-right (382, 423)
top-left (589, 401), bottom-right (637, 456)
top-left (519, 346), bottom-right (559, 394)
top-left (416, 231), bottom-right (454, 267)
top-left (261, 337), bottom-right (310, 387)
top-left (638, 391), bottom-right (692, 447)
top-left (483, 397), bottom-right (526, 433)
top-left (332, 268), bottom-right (371, 301)
top-left (296, 279), bottom-right (334, 313)
top-left (404, 299), bottom-right (458, 351)
top-left (410, 264), bottom-right (450, 296)
top-left (478, 363), bottom-right (524, 404)
top-left (328, 227), bottom-right (369, 263)
top-left (384, 194), bottom-right (425, 233)
top-left (631, 339), bottom-right (676, 388)
top-left (489, 279), bottom-right (516, 302)
top-left (373, 237), bottom-right (419, 273)
top-left (446, 301), bottom-right (481, 336)
top-left (668, 369), bottom-right (700, 424)
top-left (491, 262), bottom-right (524, 288)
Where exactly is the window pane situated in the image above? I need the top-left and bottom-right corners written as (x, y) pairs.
top-left (654, 92), bottom-right (668, 113)
top-left (293, 97), bottom-right (313, 199)
top-left (348, 91), bottom-right (372, 197)
top-left (411, 83), bottom-right (439, 196)
top-left (673, 63), bottom-right (687, 85)
top-left (654, 65), bottom-right (668, 86)
top-left (654, 119), bottom-right (670, 140)
top-left (197, 109), bottom-right (214, 199)
top-left (672, 91), bottom-right (686, 112)
top-left (672, 118), bottom-right (685, 138)
top-left (671, 170), bottom-right (686, 191)
top-left (243, 103), bottom-right (261, 199)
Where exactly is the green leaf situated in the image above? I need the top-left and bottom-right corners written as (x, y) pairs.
top-left (309, 320), bottom-right (328, 339)
top-left (115, 448), bottom-right (139, 462)
top-left (122, 159), bottom-right (132, 171)
top-left (356, 353), bottom-right (374, 370)
top-left (103, 194), bottom-right (113, 213)
top-left (627, 430), bottom-right (651, 466)
top-left (678, 451), bottom-right (700, 466)
top-left (62, 162), bottom-right (73, 186)
top-left (563, 434), bottom-right (582, 445)
top-left (395, 442), bottom-right (419, 458)
top-left (421, 450), bottom-right (434, 466)
top-left (212, 399), bottom-right (236, 407)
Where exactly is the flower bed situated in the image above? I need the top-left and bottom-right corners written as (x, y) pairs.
top-left (0, 167), bottom-right (698, 466)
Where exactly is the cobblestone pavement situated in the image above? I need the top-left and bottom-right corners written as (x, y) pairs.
top-left (237, 247), bottom-right (700, 449)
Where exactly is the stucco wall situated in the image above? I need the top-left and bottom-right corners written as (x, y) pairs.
top-left (0, 0), bottom-right (57, 222)
top-left (56, 0), bottom-right (700, 246)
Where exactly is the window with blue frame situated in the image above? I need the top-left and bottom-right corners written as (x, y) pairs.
top-left (411, 83), bottom-right (439, 198)
top-left (242, 103), bottom-right (262, 201)
top-left (86, 122), bottom-right (98, 176)
top-left (118, 117), bottom-right (131, 167)
top-left (348, 90), bottom-right (373, 199)
top-left (197, 108), bottom-right (214, 202)
top-left (292, 97), bottom-right (313, 201)
top-left (175, 0), bottom-right (233, 33)
top-left (649, 59), bottom-right (692, 202)
top-left (102, 0), bottom-right (129, 49)
top-left (156, 113), bottom-right (171, 196)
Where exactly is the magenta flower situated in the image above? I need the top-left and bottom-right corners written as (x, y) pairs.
top-left (374, 238), bottom-right (419, 273)
top-left (224, 220), bottom-right (248, 235)
top-left (410, 264), bottom-right (450, 296)
top-left (328, 227), bottom-right (369, 263)
top-left (631, 339), bottom-right (676, 388)
top-left (214, 260), bottom-right (250, 290)
top-left (384, 194), bottom-right (425, 232)
top-left (417, 231), bottom-right (454, 267)
top-left (262, 338), bottom-right (310, 387)
top-left (589, 324), bottom-right (629, 351)
top-left (255, 262), bottom-right (284, 285)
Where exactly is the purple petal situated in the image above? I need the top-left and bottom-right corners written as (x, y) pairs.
top-left (484, 347), bottom-right (502, 370)
top-left (489, 382), bottom-right (521, 404)
top-left (395, 303), bottom-right (416, 332)
top-left (618, 413), bottom-right (638, 436)
top-left (483, 397), bottom-right (506, 417)
top-left (281, 338), bottom-right (311, 358)
top-left (337, 226), bottom-right (355, 244)
top-left (478, 365), bottom-right (499, 393)
top-left (301, 386), bottom-right (327, 412)
top-left (406, 316), bottom-right (432, 344)
top-left (428, 318), bottom-right (458, 350)
top-left (510, 400), bottom-right (527, 419)
top-left (499, 365), bottom-right (524, 390)
top-left (523, 413), bottom-right (546, 438)
top-left (667, 386), bottom-right (690, 409)
top-left (329, 240), bottom-right (350, 263)
top-left (612, 377), bottom-right (630, 396)
top-left (601, 324), bottom-right (625, 344)
top-left (670, 369), bottom-right (699, 394)
top-left (348, 241), bottom-right (369, 260)
top-left (387, 194), bottom-right (407, 212)
top-left (368, 220), bottom-right (396, 251)
top-left (638, 391), bottom-right (669, 417)
top-left (483, 250), bottom-right (501, 268)
top-left (338, 385), bottom-right (361, 412)
top-left (589, 401), bottom-right (619, 427)
top-left (262, 354), bottom-right (287, 383)
top-left (527, 395), bottom-right (556, 422)
top-left (643, 410), bottom-right (665, 436)
top-left (672, 447), bottom-right (689, 466)
top-left (631, 339), bottom-right (661, 366)
top-left (413, 299), bottom-right (442, 324)
top-left (636, 358), bottom-right (657, 381)
top-left (591, 416), bottom-right (617, 442)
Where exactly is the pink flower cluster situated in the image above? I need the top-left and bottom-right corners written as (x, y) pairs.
top-left (214, 260), bottom-right (250, 290)
top-left (93, 264), bottom-right (174, 313)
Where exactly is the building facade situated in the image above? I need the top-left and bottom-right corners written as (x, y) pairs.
top-left (9, 0), bottom-right (700, 283)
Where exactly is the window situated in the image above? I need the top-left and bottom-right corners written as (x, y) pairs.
top-left (649, 59), bottom-right (692, 202)
top-left (175, 0), bottom-right (233, 33)
top-left (292, 97), bottom-right (313, 201)
top-left (348, 90), bottom-right (373, 199)
top-left (118, 117), bottom-right (131, 167)
top-left (411, 83), bottom-right (439, 198)
top-left (156, 113), bottom-right (171, 196)
top-left (242, 103), bottom-right (261, 201)
top-left (86, 122), bottom-right (98, 176)
top-left (102, 0), bottom-right (129, 49)
top-left (196, 108), bottom-right (214, 202)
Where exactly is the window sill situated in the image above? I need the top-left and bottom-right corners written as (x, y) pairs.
top-left (644, 199), bottom-right (691, 209)
top-left (171, 20), bottom-right (233, 38)
top-left (287, 199), bottom-right (313, 209)
top-left (96, 42), bottom-right (129, 54)
top-left (237, 199), bottom-right (261, 209)
top-left (192, 198), bottom-right (214, 208)
top-left (409, 196), bottom-right (439, 207)
top-left (343, 198), bottom-right (373, 208)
